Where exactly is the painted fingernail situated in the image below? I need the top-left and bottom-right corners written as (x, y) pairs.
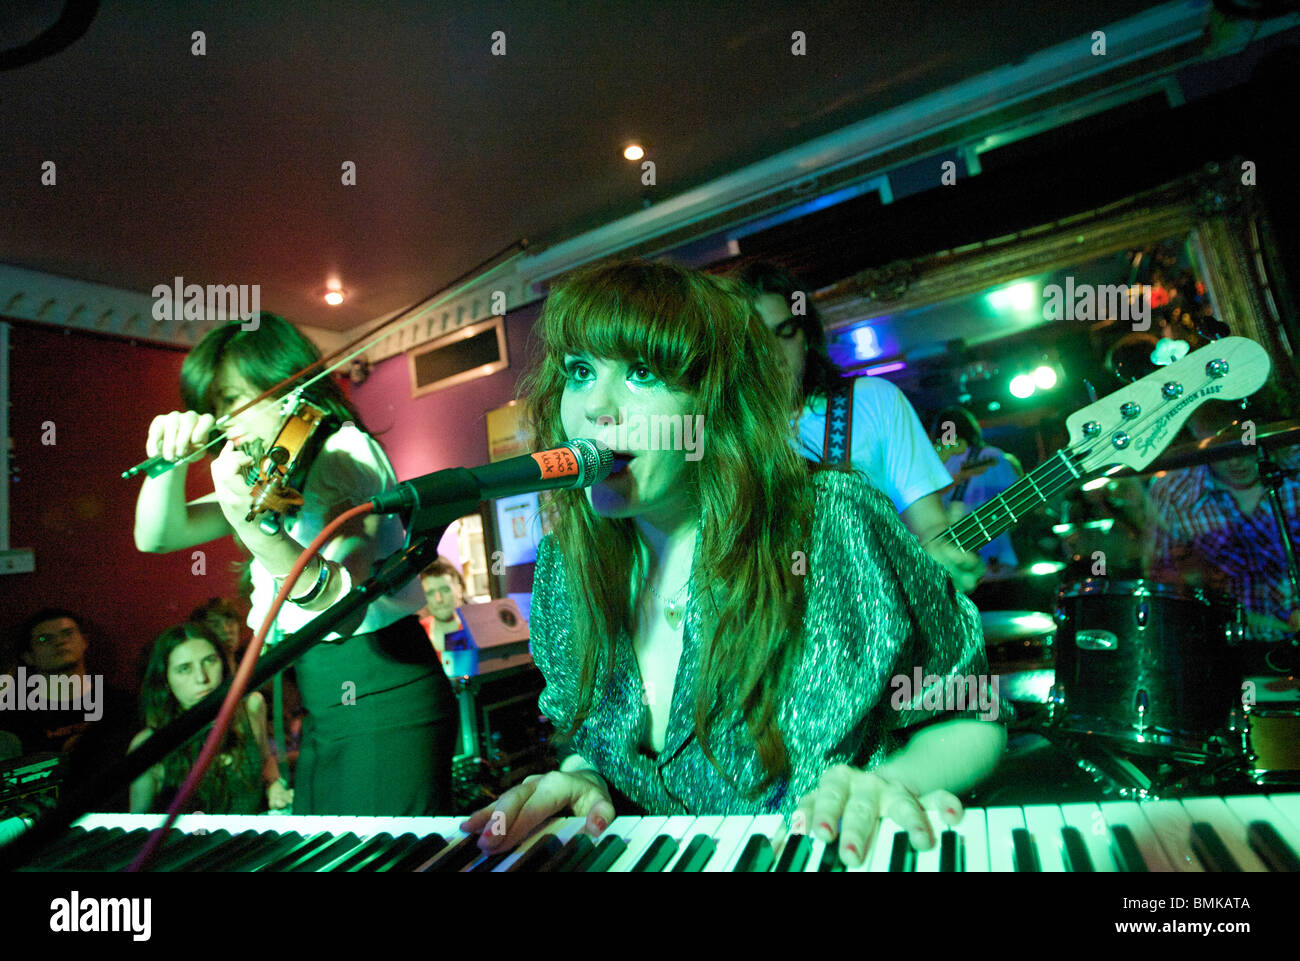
top-left (592, 815), bottom-right (608, 832)
top-left (846, 844), bottom-right (859, 859)
top-left (819, 821), bottom-right (833, 835)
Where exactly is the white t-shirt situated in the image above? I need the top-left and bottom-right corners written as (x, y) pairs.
top-left (796, 377), bottom-right (952, 514)
top-left (248, 424), bottom-right (426, 642)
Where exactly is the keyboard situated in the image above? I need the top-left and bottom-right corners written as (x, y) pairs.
top-left (18, 794), bottom-right (1300, 871)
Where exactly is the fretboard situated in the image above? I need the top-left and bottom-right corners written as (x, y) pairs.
top-left (939, 449), bottom-right (1085, 554)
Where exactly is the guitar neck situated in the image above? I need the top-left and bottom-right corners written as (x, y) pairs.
top-left (939, 449), bottom-right (1084, 554)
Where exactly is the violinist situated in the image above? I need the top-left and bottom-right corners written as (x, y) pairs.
top-left (132, 313), bottom-right (458, 816)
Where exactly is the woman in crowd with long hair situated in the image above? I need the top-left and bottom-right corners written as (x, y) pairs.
top-left (461, 260), bottom-right (1005, 867)
top-left (128, 622), bottom-right (289, 813)
top-left (133, 313), bottom-right (457, 815)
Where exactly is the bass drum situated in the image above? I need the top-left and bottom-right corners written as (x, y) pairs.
top-left (1052, 579), bottom-right (1243, 754)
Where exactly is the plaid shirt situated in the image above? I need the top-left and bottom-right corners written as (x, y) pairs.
top-left (1148, 448), bottom-right (1300, 639)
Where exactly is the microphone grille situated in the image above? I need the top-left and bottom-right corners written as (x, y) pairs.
top-left (569, 438), bottom-right (613, 486)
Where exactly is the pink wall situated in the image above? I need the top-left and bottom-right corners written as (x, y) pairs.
top-left (1, 321), bottom-right (246, 692)
top-left (0, 303), bottom-right (543, 689)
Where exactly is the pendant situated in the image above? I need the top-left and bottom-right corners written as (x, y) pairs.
top-left (664, 602), bottom-right (684, 631)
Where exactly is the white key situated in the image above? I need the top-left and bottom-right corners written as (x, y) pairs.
top-left (803, 836), bottom-right (831, 873)
top-left (1099, 801), bottom-right (1174, 872)
top-left (854, 817), bottom-right (907, 872)
top-left (1022, 805), bottom-right (1067, 873)
top-left (1266, 794), bottom-right (1300, 838)
top-left (1179, 797), bottom-right (1268, 872)
top-left (948, 807), bottom-right (989, 872)
top-left (1138, 801), bottom-right (1202, 872)
top-left (608, 816), bottom-right (669, 872)
top-left (914, 831), bottom-right (943, 872)
top-left (705, 816), bottom-right (756, 873)
top-left (1224, 795), bottom-right (1300, 868)
top-left (984, 806), bottom-right (1025, 872)
top-left (1059, 803), bottom-right (1116, 871)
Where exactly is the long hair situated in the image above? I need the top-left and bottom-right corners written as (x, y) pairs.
top-left (139, 623), bottom-right (260, 813)
top-left (734, 260), bottom-right (843, 405)
top-left (179, 311), bottom-right (369, 602)
top-left (518, 259), bottom-right (817, 796)
top-left (179, 311), bottom-right (366, 432)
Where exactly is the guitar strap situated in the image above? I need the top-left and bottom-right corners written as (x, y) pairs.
top-left (951, 444), bottom-right (984, 504)
top-left (821, 381), bottom-right (855, 466)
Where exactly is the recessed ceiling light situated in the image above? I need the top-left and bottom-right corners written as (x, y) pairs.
top-left (623, 144), bottom-right (644, 161)
top-left (324, 289), bottom-right (345, 306)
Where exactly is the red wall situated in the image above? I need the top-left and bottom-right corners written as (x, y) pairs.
top-left (1, 321), bottom-right (245, 692)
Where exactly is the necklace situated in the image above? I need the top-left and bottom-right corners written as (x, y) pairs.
top-left (645, 578), bottom-right (691, 630)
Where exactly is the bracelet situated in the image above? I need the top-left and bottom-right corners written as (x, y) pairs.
top-left (291, 558), bottom-right (332, 606)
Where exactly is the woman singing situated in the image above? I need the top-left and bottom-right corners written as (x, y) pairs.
top-left (462, 261), bottom-right (1005, 867)
top-left (128, 622), bottom-right (289, 814)
top-left (133, 313), bottom-right (457, 816)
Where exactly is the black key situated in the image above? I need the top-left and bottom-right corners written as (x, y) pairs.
top-left (41, 827), bottom-right (126, 870)
top-left (1190, 822), bottom-right (1241, 873)
top-left (506, 834), bottom-right (564, 872)
top-left (83, 828), bottom-right (157, 871)
top-left (1247, 821), bottom-right (1300, 873)
top-left (671, 834), bottom-right (718, 873)
top-left (149, 829), bottom-right (235, 872)
top-left (632, 835), bottom-right (679, 872)
top-left (287, 833), bottom-right (368, 872)
top-left (583, 835), bottom-right (629, 873)
top-left (732, 834), bottom-right (774, 872)
top-left (470, 849), bottom-right (517, 873)
top-left (888, 832), bottom-right (914, 872)
top-left (939, 830), bottom-right (961, 872)
top-left (352, 833), bottom-right (424, 872)
top-left (1012, 828), bottom-right (1040, 872)
top-left (31, 827), bottom-right (115, 869)
top-left (218, 831), bottom-right (309, 871)
top-left (257, 832), bottom-right (339, 872)
top-left (539, 835), bottom-right (594, 873)
top-left (819, 843), bottom-right (843, 872)
top-left (324, 834), bottom-right (395, 872)
top-left (1061, 827), bottom-right (1094, 872)
top-left (191, 830), bottom-right (282, 871)
top-left (773, 833), bottom-right (812, 873)
top-left (1110, 825), bottom-right (1147, 872)
top-left (409, 833), bottom-right (470, 872)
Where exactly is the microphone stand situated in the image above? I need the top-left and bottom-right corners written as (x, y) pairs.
top-left (0, 489), bottom-right (478, 871)
top-left (1256, 447), bottom-right (1300, 673)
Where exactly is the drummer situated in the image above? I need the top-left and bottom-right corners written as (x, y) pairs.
top-left (1147, 403), bottom-right (1300, 656)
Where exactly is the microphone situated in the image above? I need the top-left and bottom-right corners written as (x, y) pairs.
top-left (370, 438), bottom-right (614, 513)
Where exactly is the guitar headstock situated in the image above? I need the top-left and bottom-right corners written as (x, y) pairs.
top-left (1064, 337), bottom-right (1271, 476)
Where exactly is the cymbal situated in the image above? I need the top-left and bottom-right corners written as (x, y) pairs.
top-left (980, 610), bottom-right (1056, 645)
top-left (1127, 419), bottom-right (1300, 476)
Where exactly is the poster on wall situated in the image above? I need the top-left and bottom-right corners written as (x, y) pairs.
top-left (486, 401), bottom-right (549, 566)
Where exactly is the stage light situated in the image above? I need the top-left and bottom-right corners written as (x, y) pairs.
top-left (1009, 374), bottom-right (1035, 398)
top-left (986, 281), bottom-right (1037, 313)
top-left (1032, 365), bottom-right (1057, 389)
top-left (1030, 561), bottom-right (1065, 575)
top-left (851, 326), bottom-right (881, 360)
top-left (624, 144), bottom-right (644, 161)
top-left (987, 401), bottom-right (1001, 412)
top-left (324, 290), bottom-right (345, 306)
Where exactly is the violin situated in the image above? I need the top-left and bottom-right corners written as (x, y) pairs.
top-left (238, 394), bottom-right (335, 534)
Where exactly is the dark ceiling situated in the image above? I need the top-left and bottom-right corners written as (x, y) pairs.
top-left (2, 0), bottom-right (1160, 331)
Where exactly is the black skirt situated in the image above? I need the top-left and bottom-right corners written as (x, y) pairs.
top-left (294, 615), bottom-right (458, 816)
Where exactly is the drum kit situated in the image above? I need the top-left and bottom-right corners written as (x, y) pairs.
top-left (981, 419), bottom-right (1300, 797)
